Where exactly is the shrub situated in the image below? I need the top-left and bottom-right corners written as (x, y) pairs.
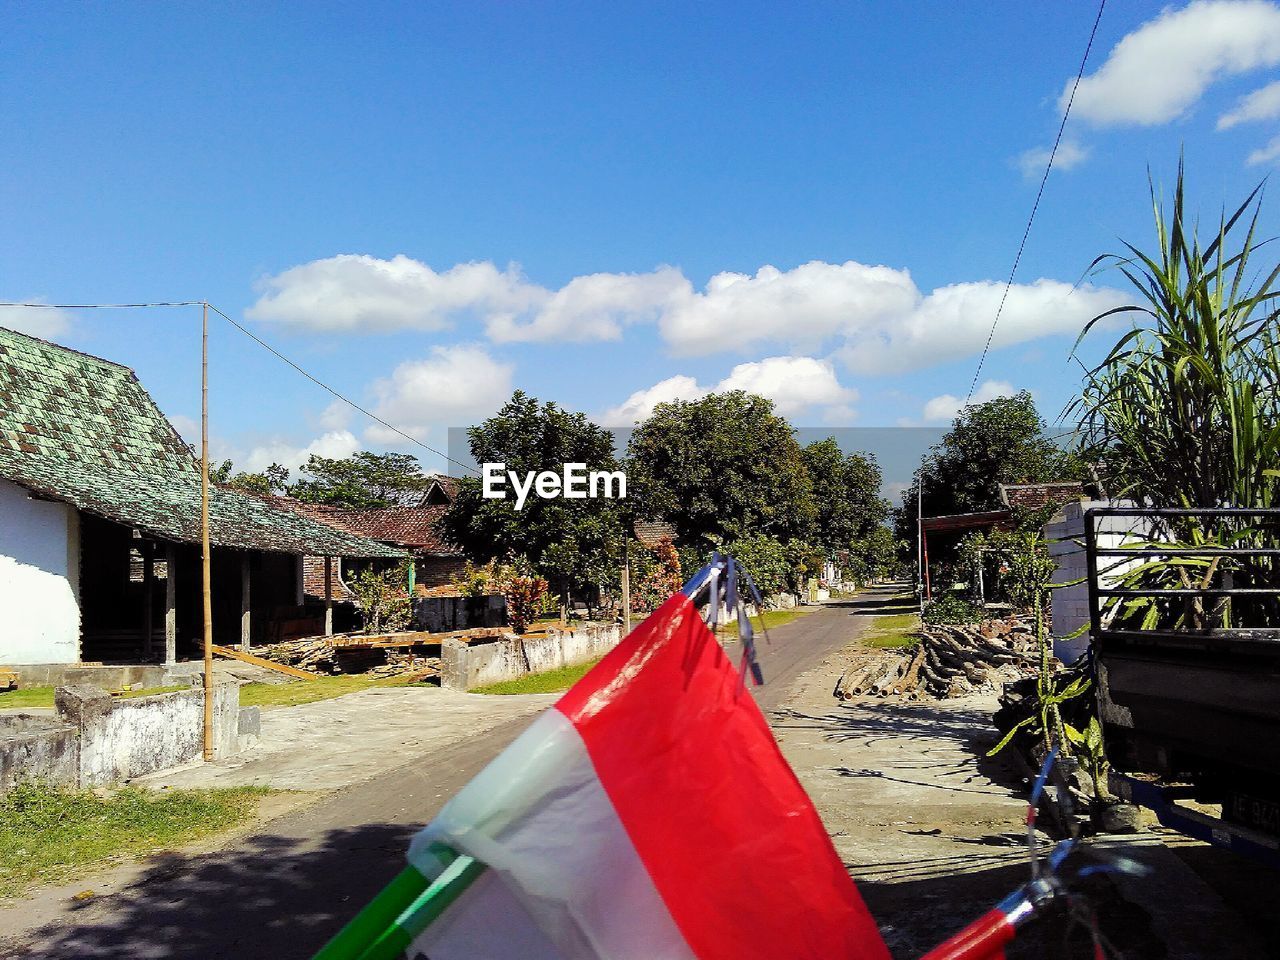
top-left (350, 563), bottom-right (412, 634)
top-left (921, 593), bottom-right (982, 626)
top-left (504, 575), bottom-right (548, 634)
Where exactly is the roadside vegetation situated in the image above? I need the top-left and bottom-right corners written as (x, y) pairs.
top-left (718, 607), bottom-right (814, 638)
top-left (472, 657), bottom-right (603, 695)
top-left (861, 612), bottom-right (921, 650)
top-left (238, 675), bottom-right (435, 710)
top-left (0, 782), bottom-right (269, 898)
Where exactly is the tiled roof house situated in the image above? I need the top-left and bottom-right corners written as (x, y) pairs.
top-left (0, 326), bottom-right (399, 666)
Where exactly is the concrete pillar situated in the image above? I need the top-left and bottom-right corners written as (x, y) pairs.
top-left (142, 543), bottom-right (155, 660)
top-left (324, 556), bottom-right (334, 637)
top-left (164, 543), bottom-right (177, 665)
top-left (240, 553), bottom-right (251, 651)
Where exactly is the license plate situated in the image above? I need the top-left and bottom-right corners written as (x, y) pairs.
top-left (1225, 791), bottom-right (1280, 837)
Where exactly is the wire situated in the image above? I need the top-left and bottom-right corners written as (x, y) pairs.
top-left (0, 298), bottom-right (481, 476)
top-left (0, 300), bottom-right (204, 309)
top-left (204, 303), bottom-right (481, 476)
top-left (963, 0), bottom-right (1107, 406)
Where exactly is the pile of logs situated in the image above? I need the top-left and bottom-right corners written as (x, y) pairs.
top-left (835, 616), bottom-right (1040, 701)
top-left (258, 637), bottom-right (343, 673)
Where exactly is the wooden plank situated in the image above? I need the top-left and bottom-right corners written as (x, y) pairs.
top-left (211, 643), bottom-right (316, 681)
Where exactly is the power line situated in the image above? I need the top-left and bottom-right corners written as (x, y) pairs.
top-left (0, 298), bottom-right (480, 476)
top-left (963, 0), bottom-right (1107, 406)
top-left (205, 303), bottom-right (481, 476)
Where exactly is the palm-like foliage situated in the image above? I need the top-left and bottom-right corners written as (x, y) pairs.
top-left (1072, 160), bottom-right (1280, 630)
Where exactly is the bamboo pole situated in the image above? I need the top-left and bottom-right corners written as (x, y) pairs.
top-left (201, 301), bottom-right (214, 762)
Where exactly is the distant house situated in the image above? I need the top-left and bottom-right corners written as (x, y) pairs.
top-left (633, 519), bottom-right (678, 549)
top-left (292, 502), bottom-right (466, 598)
top-left (0, 326), bottom-right (400, 667)
top-left (998, 481), bottom-right (1085, 515)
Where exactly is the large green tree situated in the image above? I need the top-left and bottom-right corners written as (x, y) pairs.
top-left (289, 452), bottom-right (431, 509)
top-left (801, 438), bottom-right (889, 557)
top-left (441, 392), bottom-right (626, 611)
top-left (894, 391), bottom-right (1085, 561)
top-left (626, 391), bottom-right (815, 548)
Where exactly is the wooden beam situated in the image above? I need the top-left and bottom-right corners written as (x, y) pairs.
top-left (295, 555), bottom-right (305, 606)
top-left (211, 644), bottom-right (315, 681)
top-left (164, 543), bottom-right (177, 665)
top-left (324, 556), bottom-right (334, 637)
top-left (240, 553), bottom-right (251, 651)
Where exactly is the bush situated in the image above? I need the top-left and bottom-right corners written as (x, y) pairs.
top-left (350, 563), bottom-right (412, 634)
top-left (921, 593), bottom-right (982, 626)
top-left (504, 575), bottom-right (548, 634)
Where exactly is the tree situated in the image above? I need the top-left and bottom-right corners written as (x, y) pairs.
top-left (801, 439), bottom-right (889, 557)
top-left (847, 526), bottom-right (898, 584)
top-left (626, 391), bottom-right (815, 548)
top-left (209, 460), bottom-right (290, 496)
top-left (894, 392), bottom-right (1085, 568)
top-left (289, 452), bottom-right (430, 509)
top-left (441, 392), bottom-right (627, 615)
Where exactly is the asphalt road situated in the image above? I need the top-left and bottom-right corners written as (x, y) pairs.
top-left (2, 596), bottom-right (881, 959)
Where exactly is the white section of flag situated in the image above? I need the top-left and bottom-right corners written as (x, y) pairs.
top-left (407, 710), bottom-right (697, 960)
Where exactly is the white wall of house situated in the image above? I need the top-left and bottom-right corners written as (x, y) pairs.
top-left (0, 478), bottom-right (81, 664)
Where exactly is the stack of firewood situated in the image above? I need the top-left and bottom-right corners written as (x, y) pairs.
top-left (258, 637), bottom-right (342, 673)
top-left (834, 616), bottom-right (1040, 701)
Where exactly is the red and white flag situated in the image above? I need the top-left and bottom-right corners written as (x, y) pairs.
top-left (404, 592), bottom-right (890, 959)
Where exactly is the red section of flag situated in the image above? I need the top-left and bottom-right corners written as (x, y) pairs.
top-left (556, 593), bottom-right (889, 960)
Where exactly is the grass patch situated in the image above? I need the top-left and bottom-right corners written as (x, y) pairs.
top-left (238, 674), bottom-right (432, 710)
top-left (0, 782), bottom-right (270, 898)
top-left (0, 687), bottom-right (55, 710)
top-left (472, 658), bottom-right (603, 695)
top-left (863, 611), bottom-right (922, 650)
top-left (718, 607), bottom-right (815, 638)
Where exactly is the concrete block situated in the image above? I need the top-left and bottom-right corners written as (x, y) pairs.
top-left (238, 706), bottom-right (261, 737)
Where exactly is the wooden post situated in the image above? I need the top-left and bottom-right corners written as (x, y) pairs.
top-left (324, 556), bottom-right (334, 637)
top-left (142, 542), bottom-right (154, 661)
top-left (240, 553), bottom-right (251, 651)
top-left (200, 301), bottom-right (214, 762)
top-left (164, 543), bottom-right (177, 665)
top-left (621, 550), bottom-right (632, 637)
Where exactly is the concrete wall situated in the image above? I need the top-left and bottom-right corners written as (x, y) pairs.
top-left (0, 682), bottom-right (242, 793)
top-left (414, 594), bottom-right (507, 633)
top-left (1046, 500), bottom-right (1150, 661)
top-left (0, 714), bottom-right (79, 792)
top-left (0, 478), bottom-right (81, 664)
top-left (441, 621), bottom-right (620, 691)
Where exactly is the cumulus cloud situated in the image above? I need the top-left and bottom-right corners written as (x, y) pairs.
top-left (1016, 139), bottom-right (1090, 178)
top-left (365, 343), bottom-right (514, 445)
top-left (246, 255), bottom-right (541, 333)
top-left (0, 303), bottom-right (74, 340)
top-left (922, 380), bottom-right (1017, 424)
top-left (836, 279), bottom-right (1126, 375)
top-left (1218, 78), bottom-right (1280, 127)
top-left (1066, 0), bottom-right (1280, 127)
top-left (240, 430), bottom-right (361, 474)
top-left (1246, 132), bottom-right (1280, 163)
top-left (247, 254), bottom-right (1123, 372)
top-left (598, 356), bottom-right (856, 426)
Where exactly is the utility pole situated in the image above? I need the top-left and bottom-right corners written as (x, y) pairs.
top-left (201, 301), bottom-right (214, 762)
top-left (916, 475), bottom-right (925, 613)
top-left (621, 538), bottom-right (632, 637)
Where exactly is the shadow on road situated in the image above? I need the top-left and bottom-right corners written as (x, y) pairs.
top-left (4, 823), bottom-right (415, 959)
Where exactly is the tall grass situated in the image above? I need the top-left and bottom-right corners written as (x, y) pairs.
top-left (1072, 160), bottom-right (1280, 629)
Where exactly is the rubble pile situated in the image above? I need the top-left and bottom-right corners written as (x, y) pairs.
top-left (835, 616), bottom-right (1040, 701)
top-left (255, 635), bottom-right (441, 680)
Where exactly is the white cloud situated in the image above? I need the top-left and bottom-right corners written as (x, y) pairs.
top-left (922, 380), bottom-right (1017, 423)
top-left (318, 399), bottom-right (352, 431)
top-left (246, 255), bottom-right (541, 333)
top-left (241, 430), bottom-right (361, 474)
top-left (365, 343), bottom-right (514, 445)
top-left (598, 356), bottom-right (856, 426)
top-left (598, 375), bottom-right (704, 427)
top-left (1016, 139), bottom-right (1090, 178)
top-left (1218, 78), bottom-right (1280, 127)
top-left (837, 278), bottom-right (1126, 375)
top-left (0, 303), bottom-right (74, 340)
top-left (660, 261), bottom-right (920, 356)
top-left (1247, 132), bottom-right (1280, 163)
top-left (247, 254), bottom-right (1123, 373)
top-left (1067, 0), bottom-right (1280, 127)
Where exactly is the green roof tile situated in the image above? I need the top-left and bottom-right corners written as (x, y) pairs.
top-left (0, 326), bottom-right (401, 558)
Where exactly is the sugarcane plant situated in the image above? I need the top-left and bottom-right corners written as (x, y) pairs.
top-left (1069, 158), bottom-right (1280, 633)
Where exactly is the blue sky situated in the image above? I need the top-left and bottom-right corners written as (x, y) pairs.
top-left (6, 1), bottom-right (1280, 496)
